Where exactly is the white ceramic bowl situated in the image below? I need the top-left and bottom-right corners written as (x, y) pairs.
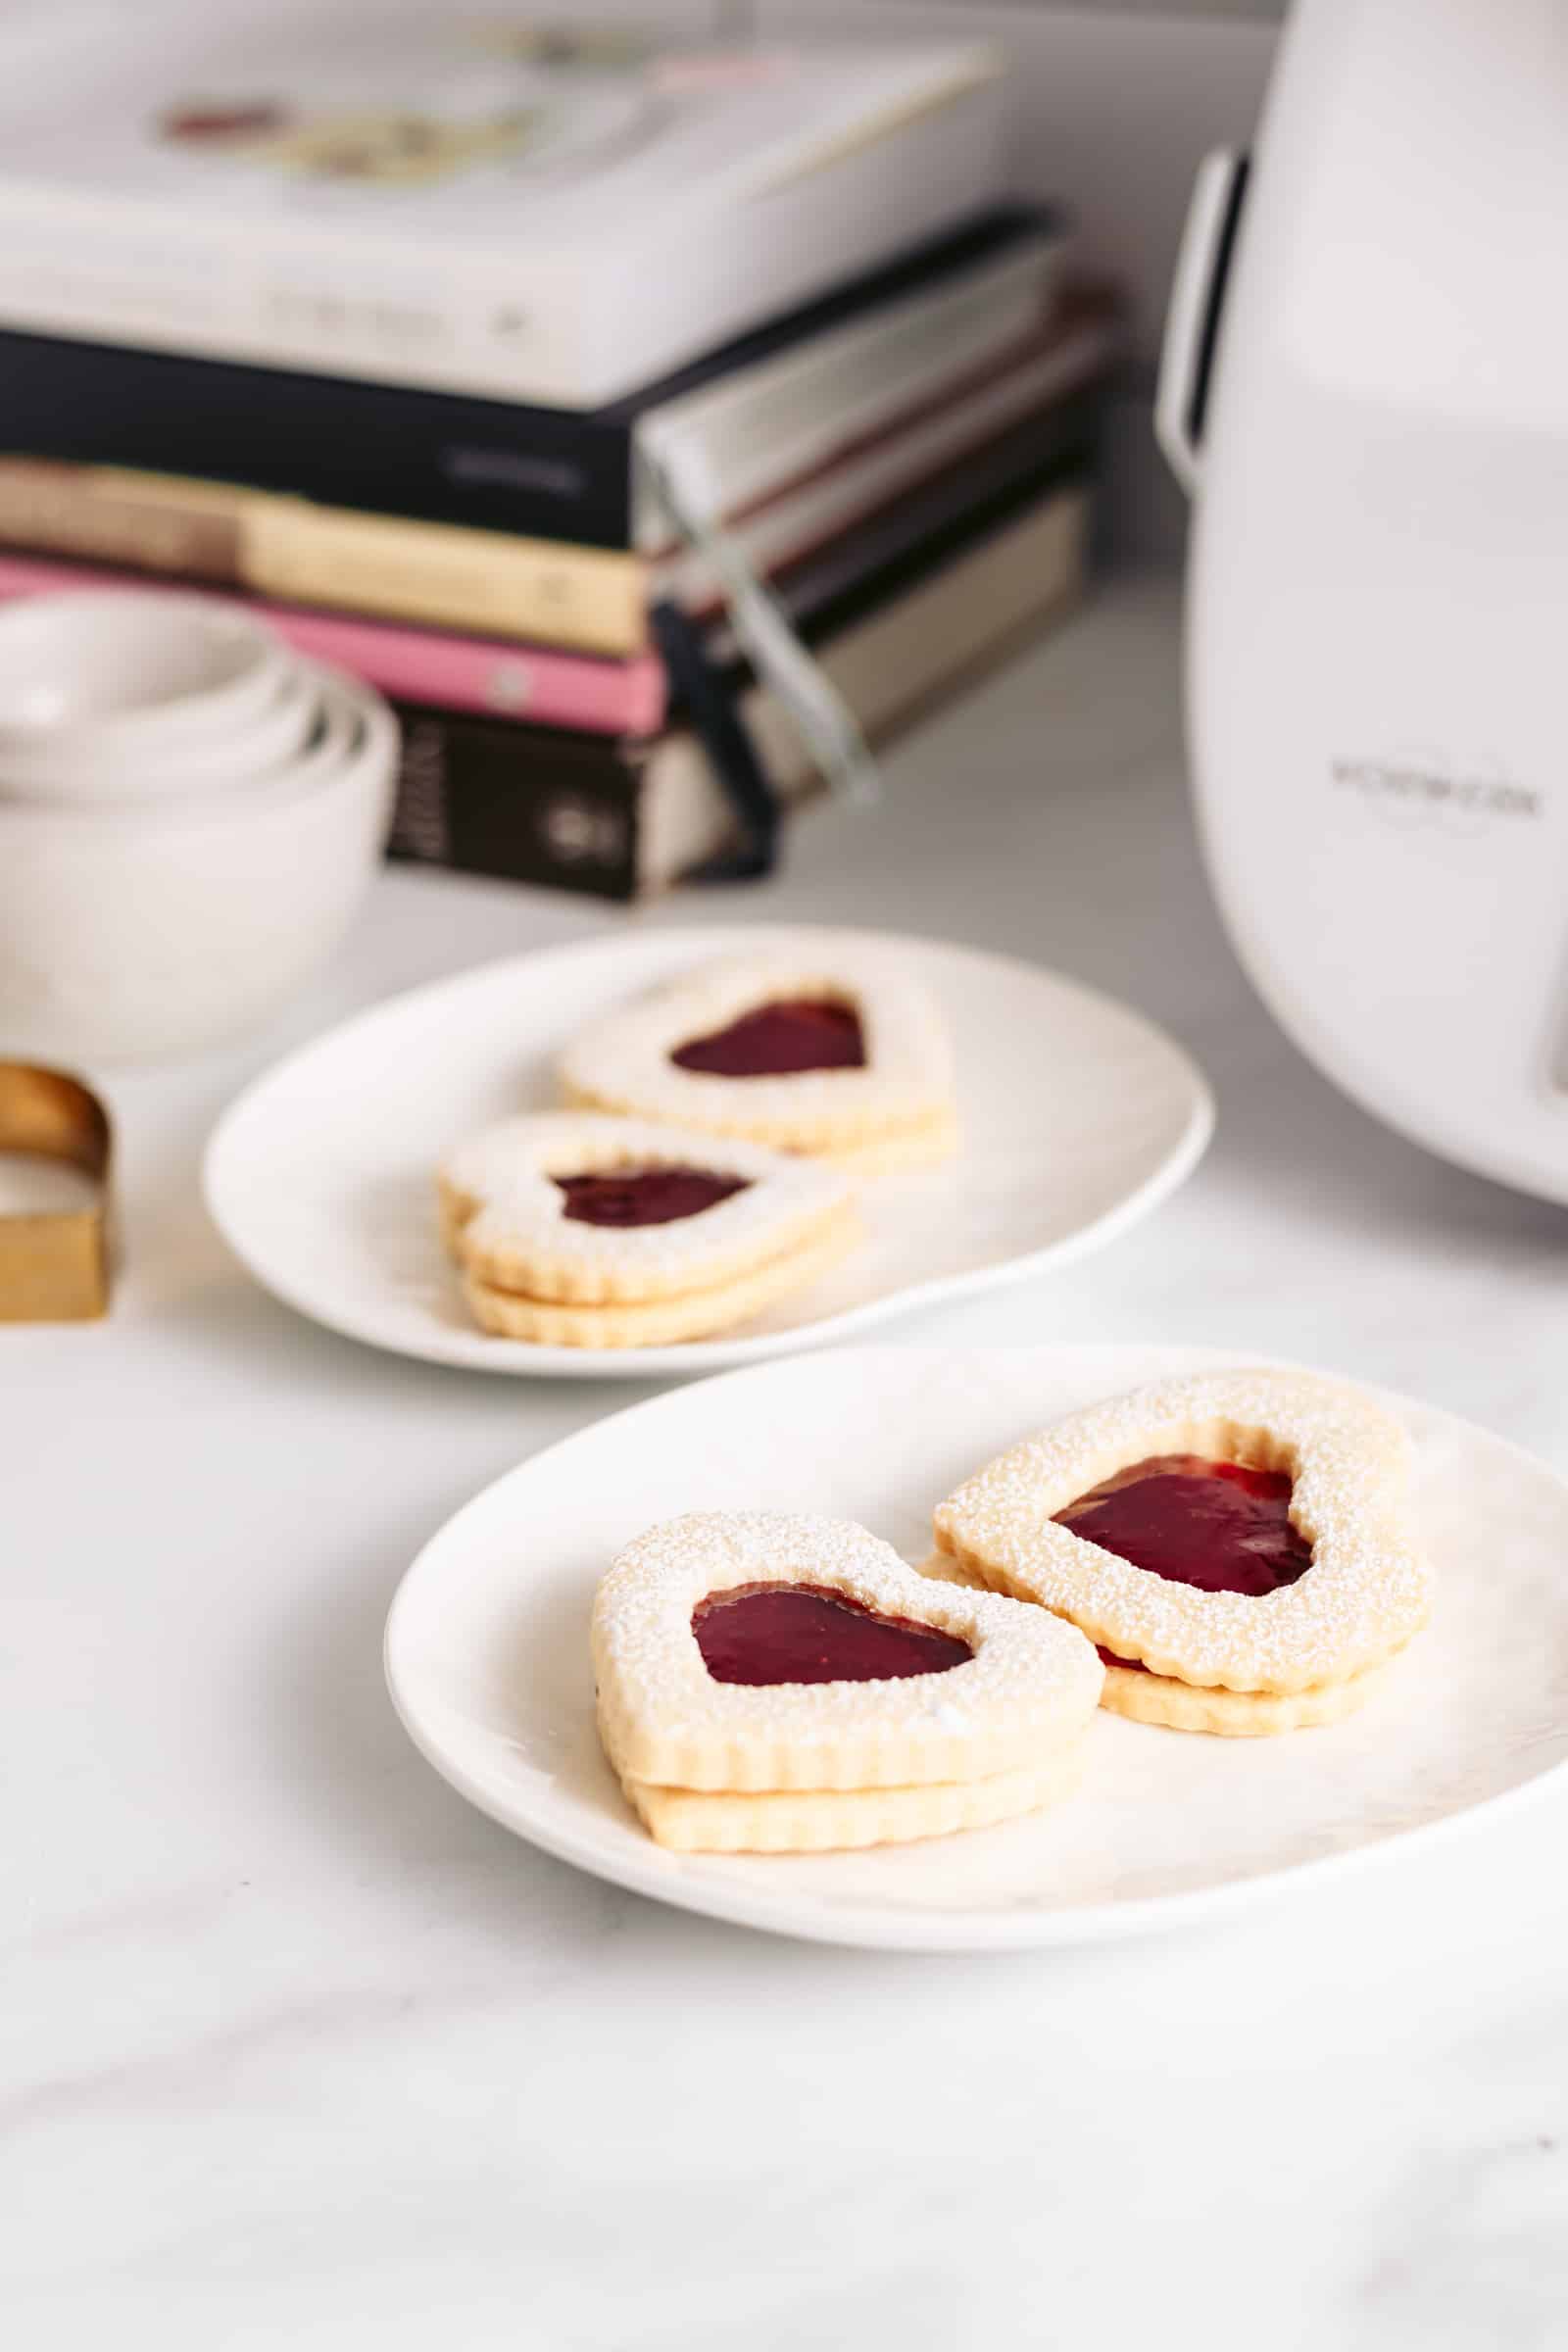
top-left (0, 592), bottom-right (287, 767)
top-left (0, 669), bottom-right (399, 1064)
top-left (1, 662), bottom-right (366, 815)
top-left (0, 661), bottom-right (318, 802)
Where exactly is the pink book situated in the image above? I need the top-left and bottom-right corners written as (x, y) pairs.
top-left (0, 551), bottom-right (667, 735)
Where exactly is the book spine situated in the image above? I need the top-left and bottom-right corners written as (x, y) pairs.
top-left (0, 462), bottom-right (648, 656)
top-left (658, 314), bottom-right (1117, 615)
top-left (0, 548), bottom-right (666, 733)
top-left (0, 327), bottom-right (636, 546)
top-left (388, 707), bottom-right (643, 903)
top-left (635, 236), bottom-right (1060, 545)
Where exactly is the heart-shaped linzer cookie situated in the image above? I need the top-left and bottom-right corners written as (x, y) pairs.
top-left (592, 1510), bottom-right (1103, 1796)
top-left (933, 1368), bottom-right (1433, 1699)
top-left (558, 950), bottom-right (957, 1167)
top-left (440, 1112), bottom-right (858, 1310)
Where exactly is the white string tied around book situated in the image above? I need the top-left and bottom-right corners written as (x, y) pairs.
top-left (638, 437), bottom-right (881, 808)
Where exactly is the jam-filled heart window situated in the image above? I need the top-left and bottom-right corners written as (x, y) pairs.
top-left (554, 1165), bottom-right (750, 1227)
top-left (670, 998), bottom-right (866, 1078)
top-left (557, 950), bottom-right (958, 1171)
top-left (692, 1581), bottom-right (972, 1685)
top-left (1054, 1454), bottom-right (1313, 1598)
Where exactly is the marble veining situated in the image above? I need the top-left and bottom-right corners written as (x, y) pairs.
top-left (4, 581), bottom-right (1566, 2346)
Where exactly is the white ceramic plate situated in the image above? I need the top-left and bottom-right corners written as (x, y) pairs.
top-left (384, 1343), bottom-right (1568, 1951)
top-left (205, 926), bottom-right (1213, 1378)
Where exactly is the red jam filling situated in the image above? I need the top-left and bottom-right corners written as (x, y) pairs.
top-left (160, 103), bottom-right (291, 142)
top-left (670, 998), bottom-right (865, 1077)
top-left (692, 1582), bottom-right (971, 1686)
top-left (554, 1165), bottom-right (749, 1227)
top-left (1055, 1454), bottom-right (1312, 1598)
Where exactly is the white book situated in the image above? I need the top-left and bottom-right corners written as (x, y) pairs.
top-left (0, 6), bottom-right (1008, 406)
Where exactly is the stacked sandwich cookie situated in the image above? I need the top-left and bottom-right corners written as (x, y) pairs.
top-left (560, 948), bottom-right (959, 1175)
top-left (591, 1512), bottom-right (1104, 1851)
top-left (440, 1112), bottom-right (858, 1347)
top-left (931, 1368), bottom-right (1433, 1735)
top-left (438, 946), bottom-right (960, 1348)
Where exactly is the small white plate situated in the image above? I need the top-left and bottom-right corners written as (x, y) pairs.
top-left (205, 925), bottom-right (1213, 1378)
top-left (384, 1344), bottom-right (1568, 1951)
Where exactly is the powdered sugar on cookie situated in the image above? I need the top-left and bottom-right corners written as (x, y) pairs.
top-left (593, 1510), bottom-right (1102, 1793)
top-left (934, 1368), bottom-right (1432, 1695)
top-left (559, 948), bottom-right (956, 1157)
top-left (441, 1111), bottom-right (854, 1305)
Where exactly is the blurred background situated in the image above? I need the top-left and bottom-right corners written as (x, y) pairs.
top-left (0, 0), bottom-right (1291, 586)
top-left (0, 0), bottom-right (1287, 1002)
top-left (694, 0), bottom-right (1284, 566)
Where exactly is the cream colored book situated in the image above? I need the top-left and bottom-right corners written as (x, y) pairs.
top-left (0, 460), bottom-right (646, 655)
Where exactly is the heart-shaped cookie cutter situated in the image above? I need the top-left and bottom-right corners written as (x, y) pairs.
top-left (0, 1063), bottom-right (113, 1320)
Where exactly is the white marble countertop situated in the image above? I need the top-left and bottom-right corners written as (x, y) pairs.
top-left (6, 577), bottom-right (1566, 2346)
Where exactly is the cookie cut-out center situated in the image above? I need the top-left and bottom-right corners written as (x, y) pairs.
top-left (670, 998), bottom-right (865, 1077)
top-left (554, 1165), bottom-right (750, 1227)
top-left (692, 1582), bottom-right (972, 1686)
top-left (1055, 1455), bottom-right (1312, 1597)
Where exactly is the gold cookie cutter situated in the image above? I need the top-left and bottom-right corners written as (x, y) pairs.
top-left (0, 1063), bottom-right (113, 1321)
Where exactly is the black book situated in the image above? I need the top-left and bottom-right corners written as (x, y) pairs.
top-left (0, 209), bottom-right (1062, 550)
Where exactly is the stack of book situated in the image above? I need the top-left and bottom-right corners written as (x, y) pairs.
top-left (0, 13), bottom-right (1118, 899)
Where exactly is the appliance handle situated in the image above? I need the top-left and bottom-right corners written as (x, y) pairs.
top-left (1155, 147), bottom-right (1249, 498)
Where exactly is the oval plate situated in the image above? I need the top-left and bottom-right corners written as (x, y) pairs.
top-left (205, 925), bottom-right (1212, 1378)
top-left (385, 1344), bottom-right (1568, 1951)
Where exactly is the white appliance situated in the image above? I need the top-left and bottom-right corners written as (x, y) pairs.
top-left (1157, 0), bottom-right (1568, 1202)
